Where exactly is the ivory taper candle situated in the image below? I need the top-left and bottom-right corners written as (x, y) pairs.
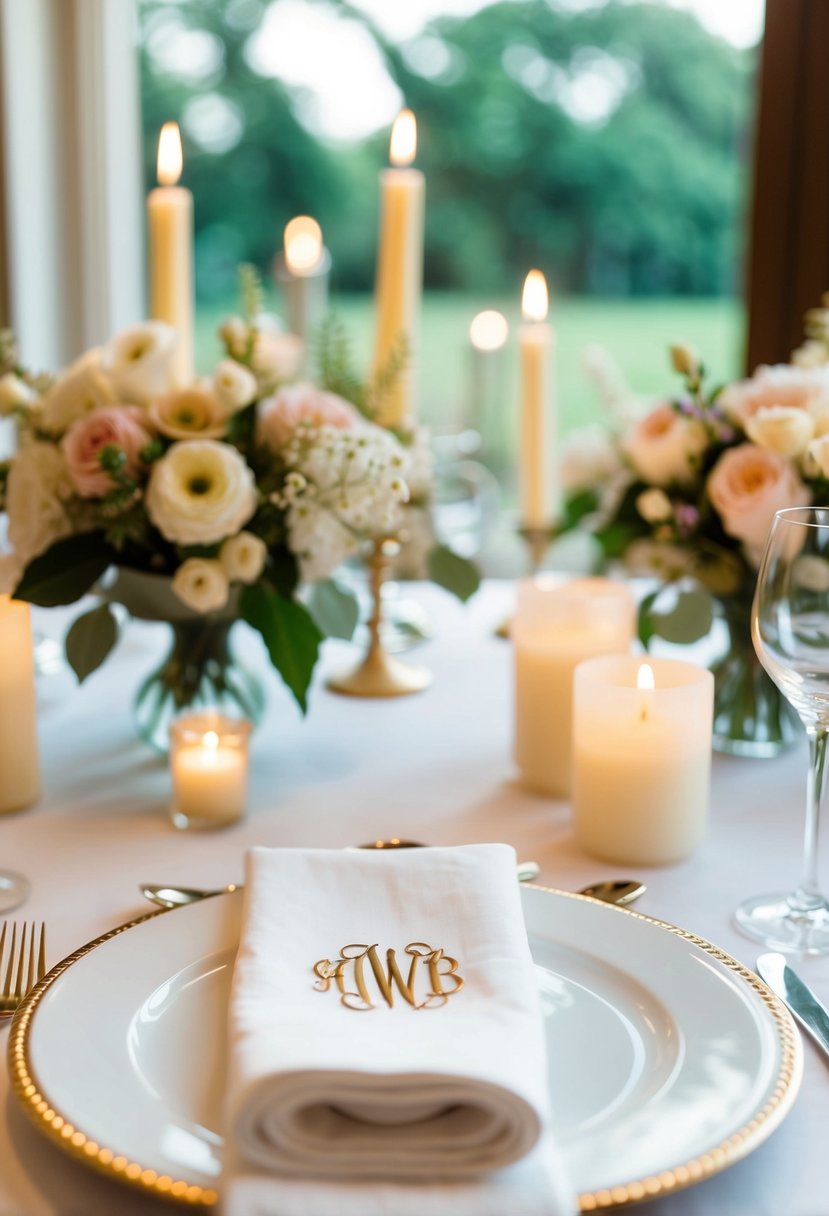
top-left (147, 121), bottom-right (194, 385)
top-left (275, 215), bottom-right (331, 354)
top-left (519, 270), bottom-right (554, 529)
top-left (372, 109), bottom-right (425, 428)
top-left (572, 655), bottom-right (714, 865)
top-left (513, 577), bottom-right (635, 798)
top-left (0, 596), bottom-right (40, 813)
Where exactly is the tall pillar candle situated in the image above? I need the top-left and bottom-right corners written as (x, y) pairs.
top-left (274, 215), bottom-right (331, 357)
top-left (519, 270), bottom-right (554, 529)
top-left (0, 596), bottom-right (40, 813)
top-left (572, 655), bottom-right (714, 865)
top-left (372, 109), bottom-right (425, 429)
top-left (513, 577), bottom-right (635, 797)
top-left (147, 121), bottom-right (194, 385)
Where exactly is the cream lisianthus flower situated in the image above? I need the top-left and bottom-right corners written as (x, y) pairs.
top-left (146, 440), bottom-right (257, 545)
top-left (172, 558), bottom-right (229, 613)
top-left (6, 441), bottom-right (73, 565)
top-left (101, 322), bottom-right (178, 405)
top-left (41, 349), bottom-right (116, 434)
top-left (212, 360), bottom-right (258, 414)
top-left (636, 487), bottom-right (673, 523)
top-left (148, 388), bottom-right (227, 441)
top-left (623, 404), bottom-right (708, 486)
top-left (220, 531), bottom-right (267, 584)
top-left (744, 405), bottom-right (815, 458)
top-left (0, 373), bottom-right (38, 416)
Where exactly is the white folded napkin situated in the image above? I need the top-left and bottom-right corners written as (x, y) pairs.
top-left (222, 843), bottom-right (574, 1216)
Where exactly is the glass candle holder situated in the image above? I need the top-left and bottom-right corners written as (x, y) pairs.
top-left (513, 577), bottom-right (636, 797)
top-left (572, 655), bottom-right (714, 865)
top-left (169, 711), bottom-right (251, 831)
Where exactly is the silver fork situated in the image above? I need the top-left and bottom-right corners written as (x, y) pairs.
top-left (0, 922), bottom-right (46, 1017)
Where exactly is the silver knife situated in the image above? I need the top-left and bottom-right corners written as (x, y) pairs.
top-left (757, 951), bottom-right (829, 1056)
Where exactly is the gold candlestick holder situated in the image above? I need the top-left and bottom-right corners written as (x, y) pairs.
top-left (327, 537), bottom-right (433, 698)
top-left (496, 522), bottom-right (555, 638)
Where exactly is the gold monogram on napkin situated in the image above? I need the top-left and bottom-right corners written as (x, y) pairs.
top-left (313, 942), bottom-right (464, 1010)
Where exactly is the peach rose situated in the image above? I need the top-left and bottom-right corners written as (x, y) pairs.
top-left (708, 443), bottom-right (810, 559)
top-left (62, 405), bottom-right (152, 498)
top-left (623, 403), bottom-right (708, 486)
top-left (721, 364), bottom-right (829, 431)
top-left (256, 383), bottom-right (360, 452)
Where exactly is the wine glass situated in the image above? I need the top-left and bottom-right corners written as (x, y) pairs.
top-left (0, 870), bottom-right (29, 913)
top-left (736, 505), bottom-right (829, 952)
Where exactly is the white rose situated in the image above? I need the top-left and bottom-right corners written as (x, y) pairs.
top-left (212, 360), bottom-right (258, 413)
top-left (560, 425), bottom-right (622, 492)
top-left (146, 440), bottom-right (257, 545)
top-left (636, 487), bottom-right (673, 523)
top-left (41, 349), bottom-right (116, 434)
top-left (6, 441), bottom-right (74, 564)
top-left (708, 443), bottom-right (810, 560)
top-left (0, 373), bottom-right (38, 416)
top-left (172, 558), bottom-right (229, 613)
top-left (623, 404), bottom-right (708, 486)
top-left (220, 531), bottom-right (266, 583)
top-left (808, 434), bottom-right (829, 478)
top-left (101, 322), bottom-right (179, 405)
top-left (722, 364), bottom-right (829, 426)
top-left (745, 405), bottom-right (815, 457)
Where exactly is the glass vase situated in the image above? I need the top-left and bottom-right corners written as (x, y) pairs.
top-left (133, 618), bottom-right (265, 754)
top-left (711, 599), bottom-right (801, 758)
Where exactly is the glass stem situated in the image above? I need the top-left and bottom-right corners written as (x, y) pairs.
top-left (793, 728), bottom-right (829, 911)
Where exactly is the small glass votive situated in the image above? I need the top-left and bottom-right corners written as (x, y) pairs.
top-left (169, 712), bottom-right (251, 831)
top-left (513, 577), bottom-right (636, 797)
top-left (572, 655), bottom-right (714, 865)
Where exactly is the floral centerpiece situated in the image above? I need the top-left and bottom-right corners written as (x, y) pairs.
top-left (558, 326), bottom-right (829, 756)
top-left (0, 310), bottom-right (410, 750)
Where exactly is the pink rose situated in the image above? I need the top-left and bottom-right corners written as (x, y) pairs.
top-left (62, 405), bottom-right (153, 498)
top-left (256, 383), bottom-right (360, 452)
top-left (708, 443), bottom-right (810, 558)
top-left (721, 364), bottom-right (829, 427)
top-left (623, 403), bottom-right (708, 486)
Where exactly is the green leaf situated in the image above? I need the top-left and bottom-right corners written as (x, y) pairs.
top-left (13, 532), bottom-right (113, 607)
top-left (637, 590), bottom-right (660, 650)
top-left (646, 586), bottom-right (714, 645)
top-left (265, 546), bottom-right (300, 600)
top-left (427, 544), bottom-right (480, 603)
top-left (64, 603), bottom-right (119, 683)
top-left (594, 521), bottom-right (641, 559)
top-left (240, 583), bottom-right (322, 714)
top-left (560, 488), bottom-right (600, 531)
top-left (306, 579), bottom-right (360, 641)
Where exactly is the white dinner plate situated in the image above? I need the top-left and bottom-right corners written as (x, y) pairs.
top-left (9, 886), bottom-right (801, 1210)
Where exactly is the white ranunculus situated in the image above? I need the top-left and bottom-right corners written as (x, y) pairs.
top-left (745, 405), bottom-right (815, 458)
top-left (212, 360), bottom-right (258, 413)
top-left (41, 349), bottom-right (116, 434)
top-left (172, 558), bottom-right (229, 613)
top-left (220, 531), bottom-right (267, 584)
top-left (146, 440), bottom-right (258, 545)
top-left (559, 425), bottom-right (622, 492)
top-left (0, 373), bottom-right (38, 416)
top-left (623, 404), bottom-right (708, 486)
top-left (101, 322), bottom-right (179, 405)
top-left (636, 487), bottom-right (673, 523)
top-left (6, 441), bottom-right (74, 565)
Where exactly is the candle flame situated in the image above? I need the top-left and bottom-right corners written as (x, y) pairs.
top-left (637, 663), bottom-right (656, 691)
top-left (470, 309), bottom-right (508, 352)
top-left (284, 215), bottom-right (324, 276)
top-left (157, 121), bottom-right (183, 187)
top-left (203, 730), bottom-right (219, 751)
top-left (390, 109), bottom-right (417, 167)
top-left (522, 270), bottom-right (548, 323)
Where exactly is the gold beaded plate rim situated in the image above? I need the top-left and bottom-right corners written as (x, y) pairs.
top-left (7, 888), bottom-right (803, 1211)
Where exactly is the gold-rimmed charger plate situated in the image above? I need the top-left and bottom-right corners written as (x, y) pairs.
top-left (8, 886), bottom-right (801, 1209)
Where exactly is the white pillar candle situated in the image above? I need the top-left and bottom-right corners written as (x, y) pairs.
top-left (519, 270), bottom-right (554, 529)
top-left (169, 712), bottom-right (251, 830)
top-left (147, 121), bottom-right (194, 385)
top-left (0, 596), bottom-right (40, 813)
top-left (274, 215), bottom-right (331, 355)
top-left (573, 655), bottom-right (714, 865)
top-left (513, 577), bottom-right (635, 798)
top-left (372, 109), bottom-right (425, 429)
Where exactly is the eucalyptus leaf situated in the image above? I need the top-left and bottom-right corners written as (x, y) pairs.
top-left (64, 603), bottom-right (119, 683)
top-left (427, 544), bottom-right (480, 603)
top-left (13, 532), bottom-right (113, 607)
top-left (646, 587), bottom-right (714, 645)
top-left (241, 583), bottom-right (322, 714)
top-left (306, 579), bottom-right (360, 641)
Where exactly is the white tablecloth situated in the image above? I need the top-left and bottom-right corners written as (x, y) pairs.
top-left (0, 581), bottom-right (824, 1216)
